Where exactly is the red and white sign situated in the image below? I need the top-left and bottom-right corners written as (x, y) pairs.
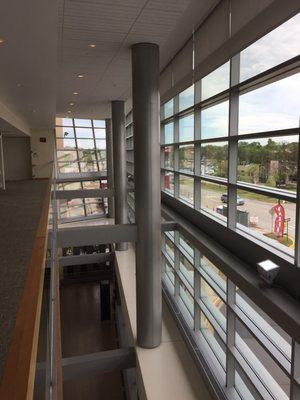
top-left (273, 203), bottom-right (285, 238)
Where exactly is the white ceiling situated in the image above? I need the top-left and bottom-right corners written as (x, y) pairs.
top-left (56, 0), bottom-right (218, 119)
top-left (0, 0), bottom-right (217, 134)
top-left (0, 0), bottom-right (57, 135)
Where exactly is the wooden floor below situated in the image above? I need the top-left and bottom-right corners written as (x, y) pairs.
top-left (61, 282), bottom-right (125, 400)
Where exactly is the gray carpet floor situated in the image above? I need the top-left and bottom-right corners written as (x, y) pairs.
top-left (0, 179), bottom-right (49, 379)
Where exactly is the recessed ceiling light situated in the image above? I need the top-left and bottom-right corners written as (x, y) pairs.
top-left (0, 38), bottom-right (5, 44)
top-left (70, 102), bottom-right (75, 106)
top-left (17, 83), bottom-right (22, 87)
top-left (73, 92), bottom-right (79, 95)
top-left (77, 74), bottom-right (84, 78)
top-left (89, 44), bottom-right (96, 48)
top-left (67, 110), bottom-right (72, 114)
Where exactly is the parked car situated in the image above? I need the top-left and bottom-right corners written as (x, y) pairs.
top-left (221, 193), bottom-right (245, 206)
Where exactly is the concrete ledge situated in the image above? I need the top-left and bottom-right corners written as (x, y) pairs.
top-left (115, 245), bottom-right (213, 400)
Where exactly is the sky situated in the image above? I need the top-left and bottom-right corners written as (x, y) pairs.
top-left (179, 13), bottom-right (300, 141)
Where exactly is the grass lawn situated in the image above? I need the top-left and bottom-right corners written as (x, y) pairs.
top-left (264, 232), bottom-right (293, 247)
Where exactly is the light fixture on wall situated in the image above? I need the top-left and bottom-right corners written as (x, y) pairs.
top-left (0, 38), bottom-right (5, 44)
top-left (257, 259), bottom-right (280, 286)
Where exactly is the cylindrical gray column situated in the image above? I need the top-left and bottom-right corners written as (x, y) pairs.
top-left (111, 101), bottom-right (128, 251)
top-left (105, 119), bottom-right (114, 218)
top-left (132, 43), bottom-right (161, 348)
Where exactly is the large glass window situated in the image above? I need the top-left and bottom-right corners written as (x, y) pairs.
top-left (160, 15), bottom-right (299, 260)
top-left (159, 14), bottom-right (300, 400)
top-left (55, 118), bottom-right (107, 219)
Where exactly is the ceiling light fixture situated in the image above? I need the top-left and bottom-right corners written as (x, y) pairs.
top-left (0, 38), bottom-right (5, 44)
top-left (70, 102), bottom-right (75, 106)
top-left (89, 44), bottom-right (96, 48)
top-left (73, 92), bottom-right (79, 95)
top-left (77, 74), bottom-right (84, 78)
top-left (67, 110), bottom-right (72, 114)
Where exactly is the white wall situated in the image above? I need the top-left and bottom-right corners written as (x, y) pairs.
top-left (30, 129), bottom-right (54, 178)
top-left (3, 136), bottom-right (32, 181)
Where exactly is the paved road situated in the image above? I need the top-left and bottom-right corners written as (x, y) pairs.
top-left (202, 189), bottom-right (295, 238)
top-left (179, 182), bottom-right (295, 239)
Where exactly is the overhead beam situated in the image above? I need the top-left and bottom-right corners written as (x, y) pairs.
top-left (36, 348), bottom-right (135, 384)
top-left (161, 221), bottom-right (177, 232)
top-left (58, 252), bottom-right (114, 267)
top-left (55, 224), bottom-right (137, 247)
top-left (48, 222), bottom-right (175, 249)
top-left (62, 347), bottom-right (135, 380)
top-left (46, 252), bottom-right (115, 268)
top-left (56, 172), bottom-right (107, 183)
top-left (55, 188), bottom-right (114, 200)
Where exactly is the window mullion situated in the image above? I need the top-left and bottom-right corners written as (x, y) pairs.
top-left (226, 279), bottom-right (236, 388)
top-left (91, 119), bottom-right (100, 172)
top-left (227, 54), bottom-right (240, 230)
